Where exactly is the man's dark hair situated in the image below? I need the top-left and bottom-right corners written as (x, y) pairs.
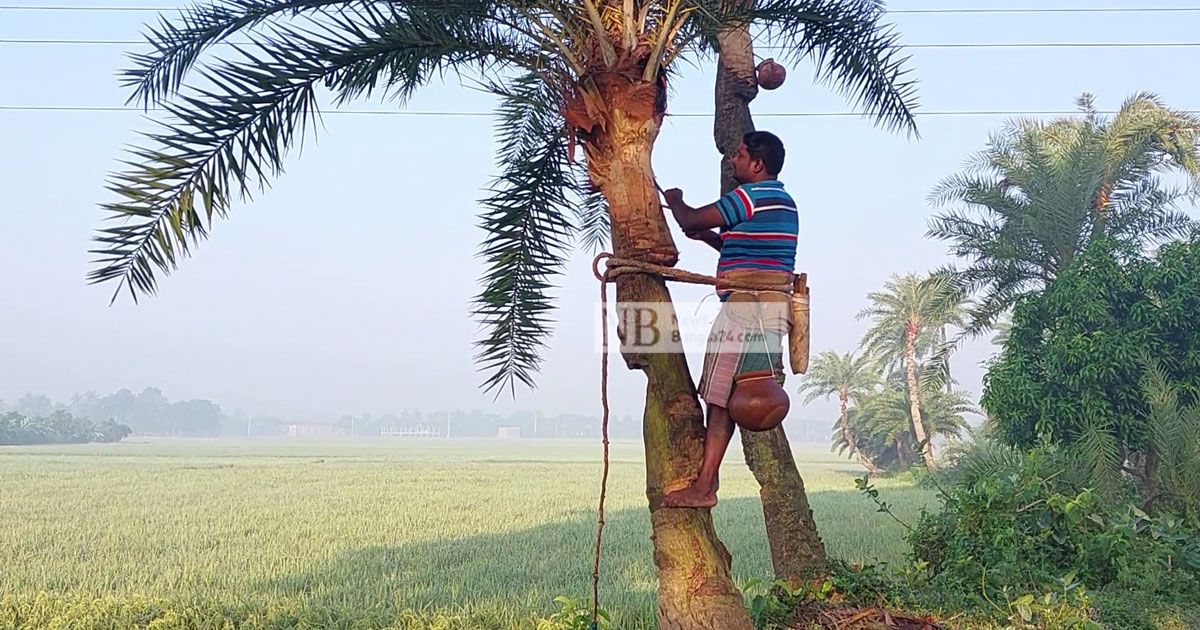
top-left (743, 131), bottom-right (785, 176)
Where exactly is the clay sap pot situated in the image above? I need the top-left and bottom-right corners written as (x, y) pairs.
top-left (728, 370), bottom-right (789, 431)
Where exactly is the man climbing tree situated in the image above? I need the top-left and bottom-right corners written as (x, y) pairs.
top-left (660, 131), bottom-right (798, 508)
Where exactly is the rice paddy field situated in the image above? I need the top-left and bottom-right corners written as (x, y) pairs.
top-left (0, 438), bottom-right (933, 628)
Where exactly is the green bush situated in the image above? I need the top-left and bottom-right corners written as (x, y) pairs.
top-left (983, 237), bottom-right (1200, 515)
top-left (903, 443), bottom-right (1200, 628)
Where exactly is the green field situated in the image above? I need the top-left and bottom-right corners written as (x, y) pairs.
top-left (0, 438), bottom-right (932, 628)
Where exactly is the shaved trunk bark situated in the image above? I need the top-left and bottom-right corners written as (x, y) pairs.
top-left (904, 326), bottom-right (935, 471)
top-left (714, 15), bottom-right (828, 580)
top-left (714, 21), bottom-right (759, 192)
top-left (839, 391), bottom-right (879, 473)
top-left (583, 74), bottom-right (752, 629)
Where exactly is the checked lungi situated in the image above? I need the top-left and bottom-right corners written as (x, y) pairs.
top-left (697, 269), bottom-right (794, 408)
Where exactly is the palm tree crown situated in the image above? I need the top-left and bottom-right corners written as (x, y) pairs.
top-left (845, 373), bottom-right (974, 468)
top-left (927, 92), bottom-right (1200, 336)
top-left (857, 273), bottom-right (964, 374)
top-left (857, 272), bottom-right (964, 469)
top-left (797, 350), bottom-right (877, 405)
top-left (797, 350), bottom-right (878, 469)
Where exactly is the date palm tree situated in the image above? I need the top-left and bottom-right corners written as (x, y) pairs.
top-left (927, 92), bottom-right (1200, 337)
top-left (797, 351), bottom-right (880, 472)
top-left (88, 1), bottom-right (916, 624)
top-left (858, 273), bottom-right (963, 470)
top-left (847, 374), bottom-right (974, 472)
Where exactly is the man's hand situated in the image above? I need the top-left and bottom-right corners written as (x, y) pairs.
top-left (662, 187), bottom-right (685, 209)
top-left (660, 185), bottom-right (723, 232)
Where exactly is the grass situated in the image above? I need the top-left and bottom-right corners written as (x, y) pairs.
top-left (0, 438), bottom-right (932, 628)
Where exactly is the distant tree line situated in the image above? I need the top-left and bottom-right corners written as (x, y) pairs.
top-left (2, 388), bottom-right (225, 437)
top-left (4, 390), bottom-right (836, 442)
top-left (0, 410), bottom-right (132, 445)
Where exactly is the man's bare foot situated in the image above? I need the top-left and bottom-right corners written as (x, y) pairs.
top-left (663, 483), bottom-right (718, 508)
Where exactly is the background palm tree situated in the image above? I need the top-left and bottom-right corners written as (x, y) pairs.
top-left (927, 92), bottom-right (1200, 337)
top-left (85, 1), bottom-right (918, 624)
top-left (858, 273), bottom-right (964, 470)
top-left (847, 373), bottom-right (974, 472)
top-left (797, 351), bottom-right (880, 472)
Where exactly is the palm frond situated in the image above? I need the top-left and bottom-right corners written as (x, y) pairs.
top-left (679, 0), bottom-right (917, 135)
top-left (1074, 412), bottom-right (1123, 497)
top-left (90, 8), bottom-right (541, 302)
top-left (570, 165), bottom-right (610, 253)
top-left (123, 0), bottom-right (370, 106)
top-left (747, 0), bottom-right (918, 135)
top-left (941, 437), bottom-right (1027, 489)
top-left (1140, 353), bottom-right (1200, 516)
top-left (472, 73), bottom-right (577, 396)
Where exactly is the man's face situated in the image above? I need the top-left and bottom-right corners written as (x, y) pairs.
top-left (729, 143), bottom-right (762, 183)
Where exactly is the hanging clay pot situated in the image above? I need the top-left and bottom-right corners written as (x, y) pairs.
top-left (728, 370), bottom-right (790, 432)
top-left (755, 58), bottom-right (787, 90)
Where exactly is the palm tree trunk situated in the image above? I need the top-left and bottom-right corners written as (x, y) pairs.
top-left (941, 324), bottom-right (952, 394)
top-left (714, 12), bottom-right (828, 580)
top-left (714, 17), bottom-right (759, 193)
top-left (839, 391), bottom-right (879, 473)
top-left (904, 324), bottom-right (935, 471)
top-left (584, 73), bottom-right (752, 629)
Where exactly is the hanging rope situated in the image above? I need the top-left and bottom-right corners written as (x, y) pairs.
top-left (587, 252), bottom-right (792, 629)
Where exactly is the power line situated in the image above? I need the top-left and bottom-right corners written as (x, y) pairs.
top-left (1, 4), bottom-right (1199, 13)
top-left (887, 6), bottom-right (1200, 14)
top-left (3, 105), bottom-right (1197, 118)
top-left (4, 38), bottom-right (1200, 49)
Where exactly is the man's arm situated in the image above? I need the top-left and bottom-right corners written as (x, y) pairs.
top-left (686, 229), bottom-right (723, 252)
top-left (662, 188), bottom-right (725, 232)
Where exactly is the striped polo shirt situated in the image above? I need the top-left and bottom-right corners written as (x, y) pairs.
top-left (714, 179), bottom-right (798, 280)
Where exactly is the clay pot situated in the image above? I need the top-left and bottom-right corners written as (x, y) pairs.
top-left (728, 370), bottom-right (790, 432)
top-left (756, 58), bottom-right (787, 90)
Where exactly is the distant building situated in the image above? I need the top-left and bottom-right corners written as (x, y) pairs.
top-left (497, 426), bottom-right (522, 439)
top-left (287, 423), bottom-right (336, 437)
top-left (380, 426), bottom-right (440, 438)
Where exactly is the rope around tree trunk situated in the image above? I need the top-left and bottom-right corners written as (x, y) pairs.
top-left (588, 253), bottom-right (793, 628)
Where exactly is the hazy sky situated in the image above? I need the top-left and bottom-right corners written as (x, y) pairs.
top-left (2, 1), bottom-right (1199, 426)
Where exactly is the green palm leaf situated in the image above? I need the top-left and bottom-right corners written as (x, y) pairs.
top-left (90, 8), bottom-right (543, 302)
top-left (682, 0), bottom-right (918, 135)
top-left (928, 92), bottom-right (1200, 337)
top-left (472, 74), bottom-right (577, 396)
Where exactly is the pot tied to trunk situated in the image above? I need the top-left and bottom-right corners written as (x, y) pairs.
top-left (755, 58), bottom-right (787, 90)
